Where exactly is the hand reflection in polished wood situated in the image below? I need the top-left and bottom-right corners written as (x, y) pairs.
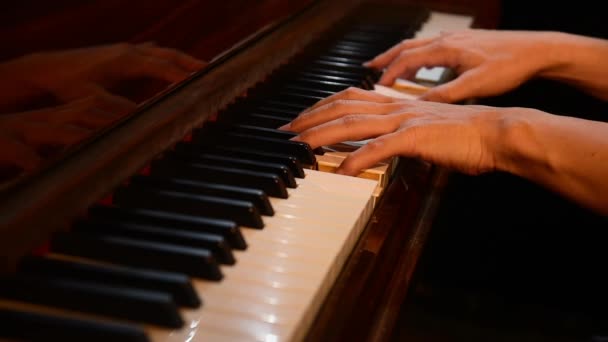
top-left (0, 42), bottom-right (206, 179)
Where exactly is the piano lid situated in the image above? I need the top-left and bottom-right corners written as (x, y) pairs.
top-left (0, 0), bottom-right (316, 190)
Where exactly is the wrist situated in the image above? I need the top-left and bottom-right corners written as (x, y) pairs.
top-left (488, 107), bottom-right (555, 178)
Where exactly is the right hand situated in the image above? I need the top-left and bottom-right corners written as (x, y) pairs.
top-left (365, 29), bottom-right (564, 103)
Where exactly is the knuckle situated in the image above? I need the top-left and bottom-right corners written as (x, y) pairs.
top-left (340, 114), bottom-right (361, 128)
top-left (364, 138), bottom-right (385, 152)
top-left (329, 99), bottom-right (348, 111)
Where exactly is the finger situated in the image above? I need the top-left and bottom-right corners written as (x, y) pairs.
top-left (364, 37), bottom-right (436, 69)
top-left (418, 69), bottom-right (484, 103)
top-left (302, 87), bottom-right (395, 114)
top-left (282, 100), bottom-right (403, 133)
top-left (336, 130), bottom-right (410, 176)
top-left (0, 134), bottom-right (41, 171)
top-left (292, 114), bottom-right (403, 148)
top-left (377, 43), bottom-right (457, 86)
top-left (138, 44), bottom-right (206, 71)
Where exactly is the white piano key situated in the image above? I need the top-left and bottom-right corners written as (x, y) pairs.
top-left (147, 169), bottom-right (377, 342)
top-left (413, 12), bottom-right (473, 85)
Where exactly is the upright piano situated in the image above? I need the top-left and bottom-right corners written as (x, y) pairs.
top-left (0, 1), bottom-right (492, 340)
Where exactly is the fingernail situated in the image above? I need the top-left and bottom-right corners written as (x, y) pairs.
top-left (278, 123), bottom-right (290, 130)
top-left (362, 61), bottom-right (371, 67)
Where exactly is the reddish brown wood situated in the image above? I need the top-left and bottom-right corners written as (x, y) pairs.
top-left (0, 1), bottom-right (315, 61)
top-left (0, 1), bottom-right (500, 340)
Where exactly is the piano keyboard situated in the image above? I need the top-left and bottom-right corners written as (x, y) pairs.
top-left (0, 5), bottom-right (472, 342)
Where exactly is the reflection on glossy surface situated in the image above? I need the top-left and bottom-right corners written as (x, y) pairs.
top-left (0, 0), bottom-right (314, 186)
top-left (0, 42), bottom-right (205, 182)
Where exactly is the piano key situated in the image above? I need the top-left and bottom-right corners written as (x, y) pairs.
top-left (128, 174), bottom-right (274, 216)
top-left (177, 152), bottom-right (297, 189)
top-left (285, 78), bottom-right (352, 93)
top-left (72, 218), bottom-right (236, 265)
top-left (266, 91), bottom-right (324, 107)
top-left (241, 113), bottom-right (292, 128)
top-left (151, 159), bottom-right (288, 200)
top-left (18, 255), bottom-right (201, 307)
top-left (0, 273), bottom-right (183, 328)
top-left (255, 84), bottom-right (336, 100)
top-left (87, 205), bottom-right (247, 250)
top-left (256, 98), bottom-right (310, 110)
top-left (146, 169), bottom-right (378, 341)
top-left (215, 132), bottom-right (316, 166)
top-left (51, 232), bottom-right (223, 280)
top-left (326, 47), bottom-right (377, 61)
top-left (302, 66), bottom-right (376, 85)
top-left (310, 60), bottom-right (376, 77)
top-left (0, 307), bottom-right (149, 342)
top-left (114, 184), bottom-right (265, 228)
top-left (222, 125), bottom-right (325, 156)
top-left (176, 144), bottom-right (305, 178)
top-left (292, 70), bottom-right (365, 86)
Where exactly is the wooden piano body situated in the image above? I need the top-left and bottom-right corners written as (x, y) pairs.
top-left (0, 1), bottom-right (498, 340)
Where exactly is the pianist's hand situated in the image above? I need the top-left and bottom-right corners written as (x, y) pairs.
top-left (280, 87), bottom-right (503, 175)
top-left (281, 87), bottom-right (608, 215)
top-left (0, 91), bottom-right (136, 172)
top-left (365, 29), bottom-right (608, 103)
top-left (0, 42), bottom-right (206, 107)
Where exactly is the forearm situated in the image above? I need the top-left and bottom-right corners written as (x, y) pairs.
top-left (494, 108), bottom-right (608, 214)
top-left (539, 32), bottom-right (608, 101)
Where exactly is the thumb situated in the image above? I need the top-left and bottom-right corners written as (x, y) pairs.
top-left (418, 71), bottom-right (480, 103)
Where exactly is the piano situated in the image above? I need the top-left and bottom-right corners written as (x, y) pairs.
top-left (0, 1), bottom-right (490, 341)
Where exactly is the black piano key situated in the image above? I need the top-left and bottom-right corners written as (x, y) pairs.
top-left (176, 144), bottom-right (305, 178)
top-left (241, 113), bottom-right (292, 128)
top-left (128, 174), bottom-right (274, 216)
top-left (294, 70), bottom-right (363, 85)
top-left (342, 32), bottom-right (397, 46)
top-left (227, 124), bottom-right (325, 156)
top-left (151, 159), bottom-right (288, 200)
top-left (51, 232), bottom-right (223, 280)
top-left (269, 91), bottom-right (324, 107)
top-left (18, 255), bottom-right (201, 307)
top-left (310, 60), bottom-right (376, 77)
top-left (114, 184), bottom-right (265, 228)
top-left (288, 78), bottom-right (352, 93)
top-left (317, 54), bottom-right (368, 65)
top-left (245, 108), bottom-right (300, 120)
top-left (0, 273), bottom-right (184, 328)
top-left (0, 307), bottom-right (149, 342)
top-left (88, 205), bottom-right (247, 250)
top-left (214, 132), bottom-right (316, 165)
top-left (302, 67), bottom-right (375, 87)
top-left (259, 99), bottom-right (309, 111)
top-left (330, 41), bottom-right (381, 54)
top-left (254, 83), bottom-right (335, 99)
top-left (230, 124), bottom-right (298, 140)
top-left (283, 83), bottom-right (340, 97)
top-left (327, 47), bottom-right (377, 61)
top-left (73, 218), bottom-right (236, 265)
top-left (177, 152), bottom-right (297, 189)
